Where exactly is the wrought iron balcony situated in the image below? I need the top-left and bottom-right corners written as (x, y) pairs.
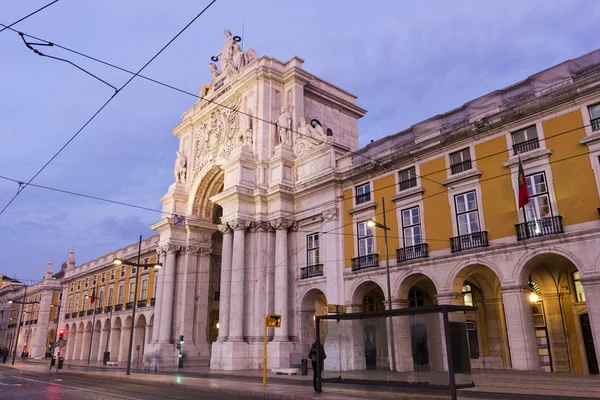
top-left (592, 117), bottom-right (600, 132)
top-left (114, 304), bottom-right (123, 312)
top-left (78, 311), bottom-right (85, 317)
top-left (104, 305), bottom-right (113, 313)
top-left (351, 254), bottom-right (379, 271)
top-left (515, 216), bottom-right (563, 241)
top-left (450, 231), bottom-right (489, 253)
top-left (86, 309), bottom-right (94, 316)
top-left (399, 178), bottom-right (417, 191)
top-left (125, 302), bottom-right (134, 310)
top-left (150, 298), bottom-right (156, 306)
top-left (71, 312), bottom-right (77, 318)
top-left (214, 291), bottom-right (220, 301)
top-left (513, 138), bottom-right (540, 155)
top-left (137, 299), bottom-right (147, 308)
top-left (96, 307), bottom-right (103, 314)
top-left (396, 243), bottom-right (429, 263)
top-left (450, 159), bottom-right (472, 175)
top-left (300, 264), bottom-right (324, 279)
top-left (65, 313), bottom-right (70, 320)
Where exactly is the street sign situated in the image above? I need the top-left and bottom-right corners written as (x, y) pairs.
top-left (327, 304), bottom-right (347, 314)
top-left (266, 314), bottom-right (282, 328)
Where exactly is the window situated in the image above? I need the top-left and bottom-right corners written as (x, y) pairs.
top-left (70, 284), bottom-right (74, 293)
top-left (101, 272), bottom-right (105, 283)
top-left (117, 285), bottom-right (123, 305)
top-left (450, 148), bottom-right (472, 174)
top-left (144, 258), bottom-right (150, 270)
top-left (132, 266), bottom-right (137, 275)
top-left (573, 271), bottom-right (585, 302)
top-left (75, 296), bottom-right (80, 312)
top-left (306, 233), bottom-right (320, 266)
top-left (455, 191), bottom-right (480, 235)
top-left (120, 268), bottom-right (125, 278)
top-left (401, 206), bottom-right (421, 247)
top-left (363, 296), bottom-right (376, 312)
top-left (128, 282), bottom-right (135, 302)
top-left (77, 281), bottom-right (81, 290)
top-left (67, 296), bottom-right (72, 313)
top-left (355, 182), bottom-right (371, 204)
top-left (512, 125), bottom-right (539, 154)
top-left (462, 284), bottom-right (473, 307)
top-left (399, 167), bottom-right (417, 191)
top-left (357, 221), bottom-right (374, 257)
top-left (524, 173), bottom-right (551, 221)
top-left (92, 275), bottom-right (97, 286)
top-left (84, 278), bottom-right (89, 288)
top-left (99, 289), bottom-right (104, 306)
top-left (141, 279), bottom-right (148, 300)
top-left (408, 288), bottom-right (424, 308)
top-left (466, 321), bottom-right (479, 359)
top-left (108, 287), bottom-right (114, 306)
top-left (590, 103), bottom-right (600, 131)
top-left (110, 269), bottom-right (115, 280)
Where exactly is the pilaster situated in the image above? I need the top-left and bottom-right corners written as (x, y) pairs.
top-left (270, 217), bottom-right (294, 341)
top-left (581, 275), bottom-right (600, 370)
top-left (501, 286), bottom-right (540, 371)
top-left (228, 219), bottom-right (249, 342)
top-left (217, 225), bottom-right (233, 342)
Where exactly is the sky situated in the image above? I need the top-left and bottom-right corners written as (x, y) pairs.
top-left (1, 0), bottom-right (599, 282)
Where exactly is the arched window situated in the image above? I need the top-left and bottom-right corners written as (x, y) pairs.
top-left (462, 283), bottom-right (473, 307)
top-left (408, 288), bottom-right (424, 308)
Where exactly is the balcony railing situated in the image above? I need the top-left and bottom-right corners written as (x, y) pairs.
top-left (396, 243), bottom-right (429, 263)
top-left (86, 309), bottom-right (94, 316)
top-left (71, 312), bottom-right (77, 318)
top-left (137, 299), bottom-right (147, 308)
top-left (150, 298), bottom-right (156, 306)
top-left (96, 307), bottom-right (103, 314)
top-left (114, 304), bottom-right (123, 312)
top-left (301, 264), bottom-right (324, 279)
top-left (515, 216), bottom-right (564, 241)
top-left (592, 117), bottom-right (600, 132)
top-left (65, 313), bottom-right (70, 320)
top-left (78, 311), bottom-right (85, 317)
top-left (125, 302), bottom-right (134, 310)
top-left (399, 178), bottom-right (417, 191)
top-left (450, 231), bottom-right (489, 253)
top-left (450, 159), bottom-right (472, 175)
top-left (214, 291), bottom-right (220, 301)
top-left (513, 138), bottom-right (540, 155)
top-left (351, 254), bottom-right (379, 271)
top-left (104, 305), bottom-right (113, 313)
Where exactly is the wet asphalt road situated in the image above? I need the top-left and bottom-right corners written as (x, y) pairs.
top-left (0, 368), bottom-right (265, 400)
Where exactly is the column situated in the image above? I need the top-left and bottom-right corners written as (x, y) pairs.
top-left (266, 225), bottom-right (276, 339)
top-left (193, 246), bottom-right (211, 344)
top-left (581, 276), bottom-right (600, 368)
top-left (158, 245), bottom-right (179, 343)
top-left (391, 300), bottom-right (414, 372)
top-left (217, 226), bottom-right (233, 341)
top-left (501, 286), bottom-right (539, 370)
top-left (97, 327), bottom-right (107, 361)
top-left (228, 219), bottom-right (248, 342)
top-left (31, 293), bottom-right (51, 359)
top-left (253, 222), bottom-right (269, 341)
top-left (151, 248), bottom-right (166, 344)
top-left (481, 296), bottom-right (511, 369)
top-left (271, 218), bottom-right (293, 341)
top-left (180, 245), bottom-right (200, 343)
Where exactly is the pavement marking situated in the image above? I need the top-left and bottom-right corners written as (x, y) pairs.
top-left (13, 375), bottom-right (145, 400)
top-left (0, 382), bottom-right (22, 386)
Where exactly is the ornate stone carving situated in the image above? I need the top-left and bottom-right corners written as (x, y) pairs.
top-left (218, 224), bottom-right (232, 234)
top-left (229, 219), bottom-right (249, 231)
top-left (322, 207), bottom-right (339, 221)
top-left (270, 217), bottom-right (294, 231)
top-left (174, 151), bottom-right (187, 184)
top-left (294, 118), bottom-right (326, 157)
top-left (160, 244), bottom-right (181, 254)
top-left (277, 107), bottom-right (292, 145)
top-left (185, 245), bottom-right (201, 255)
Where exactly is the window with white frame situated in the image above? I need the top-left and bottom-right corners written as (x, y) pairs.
top-left (110, 269), bottom-right (115, 280)
top-left (450, 148), bottom-right (472, 174)
top-left (355, 182), bottom-right (371, 204)
top-left (357, 221), bottom-right (374, 256)
top-left (589, 103), bottom-right (600, 132)
top-left (462, 284), bottom-right (474, 307)
top-left (454, 191), bottom-right (480, 236)
top-left (399, 167), bottom-right (417, 191)
top-left (67, 296), bottom-right (72, 313)
top-left (128, 282), bottom-right (135, 302)
top-left (77, 281), bottom-right (81, 290)
top-left (132, 266), bottom-right (137, 275)
top-left (141, 279), bottom-right (148, 300)
top-left (120, 267), bottom-right (125, 278)
top-left (144, 258), bottom-right (150, 270)
top-left (524, 173), bottom-right (552, 221)
top-left (101, 272), bottom-right (105, 283)
top-left (306, 233), bottom-right (320, 266)
top-left (512, 125), bottom-right (539, 155)
top-left (99, 289), bottom-right (104, 306)
top-left (117, 285), bottom-right (123, 305)
top-left (401, 206), bottom-right (422, 247)
top-left (92, 275), bottom-right (97, 286)
top-left (75, 296), bottom-right (80, 312)
top-left (108, 287), bottom-right (114, 306)
top-left (85, 278), bottom-right (89, 288)
top-left (70, 284), bottom-right (74, 293)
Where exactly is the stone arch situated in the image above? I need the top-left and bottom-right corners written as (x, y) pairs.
top-left (513, 247), bottom-right (585, 286)
top-left (449, 262), bottom-right (503, 297)
top-left (134, 314), bottom-right (147, 363)
top-left (393, 268), bottom-right (440, 301)
top-left (447, 258), bottom-right (505, 294)
top-left (111, 317), bottom-right (122, 362)
top-left (347, 277), bottom-right (387, 305)
top-left (187, 165), bottom-right (225, 220)
top-left (398, 273), bottom-right (438, 303)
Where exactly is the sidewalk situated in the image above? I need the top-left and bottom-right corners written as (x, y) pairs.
top-left (3, 358), bottom-right (600, 400)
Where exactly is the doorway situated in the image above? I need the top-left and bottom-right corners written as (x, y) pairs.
top-left (411, 323), bottom-right (429, 369)
top-left (580, 313), bottom-right (599, 375)
top-left (364, 326), bottom-right (377, 370)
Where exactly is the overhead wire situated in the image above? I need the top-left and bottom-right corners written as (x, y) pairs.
top-left (0, 0), bottom-right (59, 34)
top-left (0, 0), bottom-right (218, 218)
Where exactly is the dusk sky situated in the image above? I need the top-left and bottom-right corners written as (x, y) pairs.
top-left (1, 0), bottom-right (599, 282)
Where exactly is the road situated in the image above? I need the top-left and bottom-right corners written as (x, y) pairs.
top-left (0, 368), bottom-right (265, 400)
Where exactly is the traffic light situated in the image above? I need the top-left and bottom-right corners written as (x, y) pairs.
top-left (135, 345), bottom-right (140, 351)
top-left (179, 335), bottom-right (184, 345)
top-left (59, 329), bottom-right (64, 341)
top-left (176, 344), bottom-right (181, 351)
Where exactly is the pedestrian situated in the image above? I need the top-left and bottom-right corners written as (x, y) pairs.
top-left (308, 341), bottom-right (326, 393)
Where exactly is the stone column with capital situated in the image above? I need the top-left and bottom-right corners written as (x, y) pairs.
top-left (271, 218), bottom-right (293, 341)
top-left (179, 245), bottom-right (202, 345)
top-left (481, 296), bottom-right (511, 369)
top-left (151, 247), bottom-right (167, 344)
top-left (193, 246), bottom-right (212, 348)
top-left (581, 276), bottom-right (600, 370)
top-left (390, 299), bottom-right (414, 372)
top-left (158, 244), bottom-right (180, 343)
top-left (217, 226), bottom-right (233, 341)
top-left (252, 221), bottom-right (270, 342)
top-left (31, 292), bottom-right (52, 359)
top-left (228, 219), bottom-right (248, 342)
top-left (501, 286), bottom-right (540, 370)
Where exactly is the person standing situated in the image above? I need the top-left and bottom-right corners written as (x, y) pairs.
top-left (308, 341), bottom-right (326, 393)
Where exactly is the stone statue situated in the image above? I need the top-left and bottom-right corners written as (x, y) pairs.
top-left (239, 108), bottom-right (253, 147)
top-left (221, 29), bottom-right (235, 74)
top-left (209, 63), bottom-right (221, 83)
top-left (297, 117), bottom-right (311, 141)
top-left (277, 107), bottom-right (292, 145)
top-left (175, 151), bottom-right (187, 184)
top-left (245, 48), bottom-right (257, 64)
top-left (231, 42), bottom-right (245, 73)
top-left (310, 120), bottom-right (325, 140)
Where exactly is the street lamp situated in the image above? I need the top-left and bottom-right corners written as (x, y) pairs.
top-left (366, 197), bottom-right (397, 372)
top-left (9, 287), bottom-right (39, 365)
top-left (113, 235), bottom-right (162, 375)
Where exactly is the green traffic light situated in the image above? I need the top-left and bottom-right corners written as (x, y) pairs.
top-left (178, 353), bottom-right (182, 358)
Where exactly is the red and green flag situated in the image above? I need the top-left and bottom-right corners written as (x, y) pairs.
top-left (518, 158), bottom-right (530, 209)
top-left (89, 288), bottom-right (96, 304)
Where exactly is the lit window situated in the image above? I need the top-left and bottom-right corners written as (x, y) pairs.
top-left (306, 233), bottom-right (320, 266)
top-left (455, 191), bottom-right (480, 235)
top-left (399, 167), bottom-right (417, 191)
top-left (573, 271), bottom-right (585, 302)
top-left (401, 206), bottom-right (421, 247)
top-left (512, 125), bottom-right (539, 155)
top-left (355, 183), bottom-right (371, 204)
top-left (450, 148), bottom-right (472, 174)
top-left (524, 173), bottom-right (552, 221)
top-left (357, 221), bottom-right (374, 257)
top-left (462, 284), bottom-right (473, 307)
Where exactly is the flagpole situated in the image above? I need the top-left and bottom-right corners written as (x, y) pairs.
top-left (87, 290), bottom-right (97, 365)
